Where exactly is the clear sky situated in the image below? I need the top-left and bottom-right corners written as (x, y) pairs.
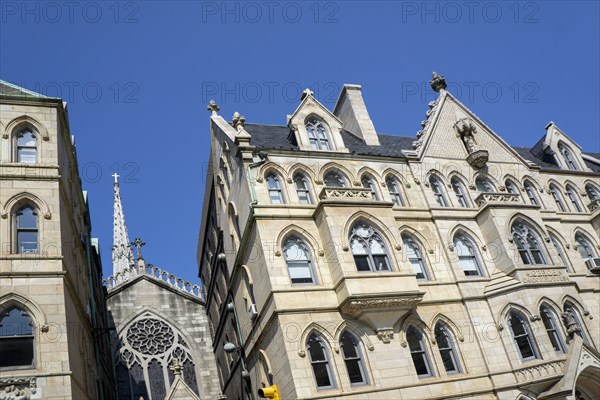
top-left (2, 1), bottom-right (599, 284)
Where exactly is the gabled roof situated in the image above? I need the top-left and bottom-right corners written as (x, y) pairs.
top-left (0, 79), bottom-right (54, 99)
top-left (243, 123), bottom-right (598, 171)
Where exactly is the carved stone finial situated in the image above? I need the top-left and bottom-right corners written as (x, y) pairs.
top-left (131, 237), bottom-right (146, 260)
top-left (207, 100), bottom-right (220, 115)
top-left (561, 311), bottom-right (582, 339)
top-left (430, 72), bottom-right (447, 93)
top-left (232, 112), bottom-right (246, 132)
top-left (300, 88), bottom-right (314, 100)
top-left (376, 328), bottom-right (394, 344)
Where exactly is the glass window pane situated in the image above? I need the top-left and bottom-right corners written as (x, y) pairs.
top-left (285, 243), bottom-right (308, 261)
top-left (0, 308), bottom-right (33, 336)
top-left (313, 363), bottom-right (332, 387)
top-left (18, 148), bottom-right (37, 163)
top-left (354, 256), bottom-right (371, 272)
top-left (370, 239), bottom-right (385, 255)
top-left (308, 337), bottom-right (325, 361)
top-left (351, 238), bottom-right (368, 255)
top-left (0, 337), bottom-right (34, 367)
top-left (17, 207), bottom-right (37, 228)
top-left (373, 255), bottom-right (389, 271)
top-left (18, 231), bottom-right (38, 253)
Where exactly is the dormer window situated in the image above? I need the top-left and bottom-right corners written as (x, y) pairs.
top-left (305, 117), bottom-right (331, 151)
top-left (558, 142), bottom-right (579, 171)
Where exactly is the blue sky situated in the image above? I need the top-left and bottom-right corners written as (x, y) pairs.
top-left (2, 1), bottom-right (599, 283)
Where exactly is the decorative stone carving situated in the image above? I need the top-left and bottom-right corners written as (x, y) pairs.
top-left (376, 329), bottom-right (394, 344)
top-left (207, 100), bottom-right (220, 115)
top-left (562, 311), bottom-right (582, 338)
top-left (298, 349), bottom-right (306, 357)
top-left (466, 150), bottom-right (490, 168)
top-left (394, 244), bottom-right (402, 251)
top-left (530, 314), bottom-right (541, 322)
top-left (318, 249), bottom-right (325, 257)
top-left (430, 72), bottom-right (447, 92)
top-left (274, 250), bottom-right (281, 257)
top-left (414, 178), bottom-right (420, 185)
top-left (0, 213), bottom-right (7, 219)
top-left (522, 270), bottom-right (569, 284)
top-left (286, 177), bottom-right (293, 184)
top-left (255, 176), bottom-right (263, 183)
top-left (340, 296), bottom-right (422, 319)
top-left (43, 212), bottom-right (51, 220)
top-left (103, 265), bottom-right (203, 298)
top-left (319, 188), bottom-right (374, 201)
top-left (40, 324), bottom-right (49, 332)
top-left (0, 377), bottom-right (37, 400)
top-left (232, 112), bottom-right (246, 131)
top-left (587, 198), bottom-right (600, 212)
top-left (342, 245), bottom-right (349, 252)
top-left (514, 360), bottom-right (565, 383)
top-left (497, 324), bottom-right (504, 331)
top-left (447, 244), bottom-right (455, 251)
top-left (475, 193), bottom-right (521, 207)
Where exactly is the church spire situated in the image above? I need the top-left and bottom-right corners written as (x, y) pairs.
top-left (112, 173), bottom-right (133, 276)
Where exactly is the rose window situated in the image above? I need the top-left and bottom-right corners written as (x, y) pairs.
top-left (126, 318), bottom-right (174, 355)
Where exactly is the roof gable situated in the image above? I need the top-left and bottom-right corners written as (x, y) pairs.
top-left (0, 79), bottom-right (52, 99)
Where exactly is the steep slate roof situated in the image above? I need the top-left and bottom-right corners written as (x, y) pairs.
top-left (0, 80), bottom-right (51, 98)
top-left (244, 123), bottom-right (600, 171)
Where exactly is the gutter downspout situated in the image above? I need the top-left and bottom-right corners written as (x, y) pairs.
top-left (246, 151), bottom-right (268, 210)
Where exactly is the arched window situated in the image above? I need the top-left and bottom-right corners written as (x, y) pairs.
top-left (0, 306), bottom-right (35, 368)
top-left (116, 316), bottom-right (200, 399)
top-left (349, 222), bottom-right (392, 272)
top-left (306, 333), bottom-right (336, 389)
top-left (566, 185), bottom-right (584, 212)
top-left (406, 326), bottom-right (434, 377)
top-left (563, 303), bottom-right (589, 344)
top-left (429, 175), bottom-right (448, 207)
top-left (585, 184), bottom-right (600, 201)
top-left (505, 179), bottom-right (520, 195)
top-left (550, 235), bottom-right (571, 272)
top-left (283, 237), bottom-right (317, 284)
top-left (454, 233), bottom-right (483, 276)
top-left (402, 234), bottom-right (430, 280)
top-left (540, 305), bottom-right (566, 354)
top-left (266, 173), bottom-right (285, 204)
top-left (434, 323), bottom-right (461, 374)
top-left (476, 176), bottom-right (495, 193)
top-left (507, 311), bottom-right (538, 361)
top-left (386, 176), bottom-right (405, 206)
top-left (293, 173), bottom-right (312, 204)
top-left (451, 177), bottom-right (470, 208)
top-left (549, 184), bottom-right (568, 212)
top-left (16, 129), bottom-right (38, 163)
top-left (16, 205), bottom-right (39, 254)
top-left (524, 180), bottom-right (540, 206)
top-left (575, 233), bottom-right (596, 264)
top-left (339, 330), bottom-right (368, 386)
top-left (305, 117), bottom-right (331, 150)
top-left (323, 171), bottom-right (347, 188)
top-left (511, 221), bottom-right (546, 265)
top-left (558, 143), bottom-right (579, 170)
top-left (361, 175), bottom-right (379, 200)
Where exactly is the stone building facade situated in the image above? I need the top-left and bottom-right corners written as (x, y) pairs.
top-left (197, 74), bottom-right (600, 400)
top-left (0, 81), bottom-right (115, 399)
top-left (104, 176), bottom-right (222, 400)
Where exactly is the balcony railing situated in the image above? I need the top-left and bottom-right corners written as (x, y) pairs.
top-left (587, 198), bottom-right (600, 212)
top-left (475, 192), bottom-right (521, 207)
top-left (319, 187), bottom-right (375, 201)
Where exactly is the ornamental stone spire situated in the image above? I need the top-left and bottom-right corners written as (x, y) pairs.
top-left (112, 173), bottom-right (134, 276)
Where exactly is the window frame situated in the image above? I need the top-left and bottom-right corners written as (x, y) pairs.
top-left (361, 175), bottom-right (379, 200)
top-left (339, 330), bottom-right (369, 386)
top-left (293, 173), bottom-right (313, 205)
top-left (402, 234), bottom-right (430, 280)
top-left (585, 184), bottom-right (600, 201)
top-left (549, 184), bottom-right (568, 212)
top-left (524, 180), bottom-right (540, 206)
top-left (283, 237), bottom-right (318, 285)
top-left (306, 333), bottom-right (337, 390)
top-left (511, 221), bottom-right (547, 265)
top-left (563, 303), bottom-right (589, 344)
top-left (15, 128), bottom-right (38, 164)
top-left (0, 306), bottom-right (36, 370)
top-left (505, 179), bottom-right (520, 195)
top-left (454, 233), bottom-right (484, 277)
top-left (558, 142), bottom-right (579, 171)
top-left (451, 177), bottom-right (470, 208)
top-left (574, 233), bottom-right (596, 264)
top-left (429, 175), bottom-right (448, 207)
top-left (386, 176), bottom-right (406, 206)
top-left (305, 117), bottom-right (332, 151)
top-left (349, 222), bottom-right (393, 273)
top-left (323, 171), bottom-right (348, 188)
top-left (550, 235), bottom-right (572, 272)
top-left (406, 326), bottom-right (435, 378)
top-left (475, 176), bottom-right (495, 193)
top-left (265, 173), bottom-right (285, 204)
top-left (507, 311), bottom-right (539, 361)
top-left (15, 204), bottom-right (39, 254)
top-left (540, 305), bottom-right (566, 354)
top-left (565, 185), bottom-right (584, 212)
top-left (434, 323), bottom-right (462, 374)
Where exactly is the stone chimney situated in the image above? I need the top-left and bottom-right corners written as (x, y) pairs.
top-left (333, 84), bottom-right (380, 146)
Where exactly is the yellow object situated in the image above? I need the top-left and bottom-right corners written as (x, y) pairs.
top-left (258, 384), bottom-right (280, 399)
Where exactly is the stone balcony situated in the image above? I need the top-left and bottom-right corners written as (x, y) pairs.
top-left (319, 187), bottom-right (376, 201)
top-left (475, 192), bottom-right (521, 207)
top-left (587, 198), bottom-right (600, 212)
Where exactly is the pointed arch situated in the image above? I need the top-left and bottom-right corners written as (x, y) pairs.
top-left (397, 225), bottom-right (432, 250)
top-left (429, 314), bottom-right (465, 343)
top-left (397, 313), bottom-right (431, 343)
top-left (257, 349), bottom-right (273, 387)
top-left (333, 320), bottom-right (375, 352)
top-left (276, 224), bottom-right (321, 254)
top-left (319, 162), bottom-right (355, 185)
top-left (572, 227), bottom-right (599, 248)
top-left (499, 303), bottom-right (535, 324)
top-left (382, 168), bottom-right (410, 187)
top-left (259, 162), bottom-right (287, 179)
top-left (344, 211), bottom-right (400, 249)
top-left (507, 213), bottom-right (548, 239)
top-left (4, 191), bottom-right (52, 219)
top-left (288, 163), bottom-right (317, 182)
top-left (298, 322), bottom-right (337, 356)
top-left (473, 172), bottom-right (499, 192)
top-left (447, 224), bottom-right (485, 249)
top-left (5, 115), bottom-right (50, 141)
top-left (561, 298), bottom-right (592, 345)
top-left (357, 166), bottom-right (383, 182)
top-left (0, 292), bottom-right (47, 328)
top-left (535, 296), bottom-right (563, 313)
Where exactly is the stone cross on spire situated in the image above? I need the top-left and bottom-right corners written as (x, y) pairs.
top-left (112, 173), bottom-right (134, 276)
top-left (131, 237), bottom-right (146, 260)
